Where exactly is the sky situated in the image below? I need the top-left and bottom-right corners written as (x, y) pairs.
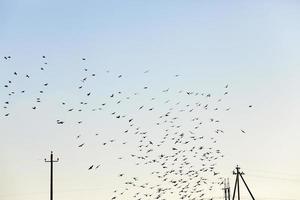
top-left (1, 0), bottom-right (300, 200)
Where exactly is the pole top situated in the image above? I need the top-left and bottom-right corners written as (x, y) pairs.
top-left (233, 165), bottom-right (241, 174)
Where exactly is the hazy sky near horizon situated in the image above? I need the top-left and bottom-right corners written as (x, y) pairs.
top-left (1, 1), bottom-right (300, 200)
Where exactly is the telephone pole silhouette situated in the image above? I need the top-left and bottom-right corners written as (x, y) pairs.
top-left (223, 178), bottom-right (230, 200)
top-left (45, 151), bottom-right (59, 200)
top-left (232, 165), bottom-right (255, 200)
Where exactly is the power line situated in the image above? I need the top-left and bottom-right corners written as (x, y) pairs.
top-left (0, 191), bottom-right (48, 198)
top-left (247, 174), bottom-right (300, 182)
top-left (0, 187), bottom-right (105, 198)
top-left (248, 168), bottom-right (300, 177)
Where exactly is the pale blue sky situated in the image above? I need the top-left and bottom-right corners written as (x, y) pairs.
top-left (1, 1), bottom-right (300, 200)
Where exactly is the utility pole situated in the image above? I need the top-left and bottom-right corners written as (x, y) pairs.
top-left (227, 178), bottom-right (231, 200)
top-left (223, 178), bottom-right (230, 200)
top-left (45, 151), bottom-right (59, 200)
top-left (232, 165), bottom-right (255, 200)
top-left (223, 179), bottom-right (227, 200)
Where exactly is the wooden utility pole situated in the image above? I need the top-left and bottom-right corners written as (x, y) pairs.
top-left (232, 165), bottom-right (255, 200)
top-left (223, 178), bottom-right (230, 200)
top-left (223, 179), bottom-right (228, 200)
top-left (45, 151), bottom-right (59, 200)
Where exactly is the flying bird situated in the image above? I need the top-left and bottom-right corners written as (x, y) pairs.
top-left (78, 143), bottom-right (85, 147)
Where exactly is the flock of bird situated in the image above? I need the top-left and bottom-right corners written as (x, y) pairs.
top-left (1, 56), bottom-right (253, 200)
top-left (1, 55), bottom-right (49, 115)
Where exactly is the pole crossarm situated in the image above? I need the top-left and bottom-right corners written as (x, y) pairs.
top-left (45, 159), bottom-right (59, 162)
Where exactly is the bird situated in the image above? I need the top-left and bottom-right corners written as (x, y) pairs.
top-left (56, 120), bottom-right (64, 124)
top-left (78, 143), bottom-right (85, 147)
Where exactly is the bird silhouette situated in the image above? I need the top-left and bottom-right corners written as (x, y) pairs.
top-left (88, 165), bottom-right (94, 170)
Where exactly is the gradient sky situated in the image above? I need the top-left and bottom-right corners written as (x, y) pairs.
top-left (1, 1), bottom-right (300, 200)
